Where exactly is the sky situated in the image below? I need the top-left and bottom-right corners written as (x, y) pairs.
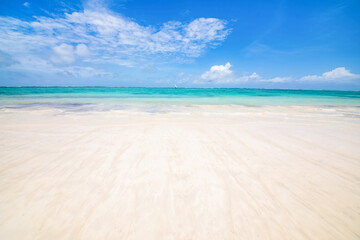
top-left (0, 0), bottom-right (359, 89)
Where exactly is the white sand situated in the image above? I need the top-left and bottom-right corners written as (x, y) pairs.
top-left (0, 106), bottom-right (359, 240)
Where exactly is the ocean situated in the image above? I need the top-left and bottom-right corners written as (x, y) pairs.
top-left (1, 87), bottom-right (359, 112)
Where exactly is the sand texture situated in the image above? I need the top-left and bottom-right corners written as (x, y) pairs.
top-left (0, 106), bottom-right (360, 240)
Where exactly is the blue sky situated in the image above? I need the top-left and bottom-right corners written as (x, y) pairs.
top-left (0, 0), bottom-right (359, 89)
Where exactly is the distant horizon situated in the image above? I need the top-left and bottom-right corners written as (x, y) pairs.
top-left (1, 85), bottom-right (360, 92)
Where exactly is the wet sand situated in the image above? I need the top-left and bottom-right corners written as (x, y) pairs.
top-left (0, 106), bottom-right (360, 239)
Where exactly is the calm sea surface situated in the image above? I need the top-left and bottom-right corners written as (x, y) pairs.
top-left (1, 87), bottom-right (359, 111)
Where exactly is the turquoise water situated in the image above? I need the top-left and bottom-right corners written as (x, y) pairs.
top-left (0, 87), bottom-right (359, 111)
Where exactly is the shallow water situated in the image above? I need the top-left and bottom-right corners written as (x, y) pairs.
top-left (0, 87), bottom-right (359, 111)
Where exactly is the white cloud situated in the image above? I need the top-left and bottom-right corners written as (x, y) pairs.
top-left (51, 43), bottom-right (75, 64)
top-left (23, 2), bottom-right (29, 7)
top-left (201, 62), bottom-right (232, 80)
top-left (49, 43), bottom-right (90, 64)
top-left (199, 62), bottom-right (260, 84)
top-left (9, 54), bottom-right (110, 78)
top-left (260, 77), bottom-right (292, 83)
top-left (0, 6), bottom-right (230, 78)
top-left (300, 67), bottom-right (360, 82)
top-left (58, 66), bottom-right (111, 78)
top-left (75, 44), bottom-right (90, 57)
top-left (238, 72), bottom-right (260, 82)
top-left (197, 65), bottom-right (360, 85)
top-left (185, 18), bottom-right (230, 42)
top-left (0, 8), bottom-right (230, 62)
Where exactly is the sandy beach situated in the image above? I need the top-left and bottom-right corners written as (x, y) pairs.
top-left (0, 106), bottom-right (359, 240)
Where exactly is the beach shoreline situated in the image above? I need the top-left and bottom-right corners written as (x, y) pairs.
top-left (0, 106), bottom-right (360, 239)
